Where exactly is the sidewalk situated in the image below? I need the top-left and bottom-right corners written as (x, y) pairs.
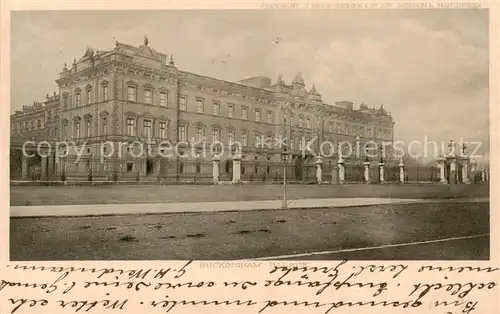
top-left (10, 197), bottom-right (489, 218)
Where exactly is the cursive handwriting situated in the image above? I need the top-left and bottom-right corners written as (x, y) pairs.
top-left (1, 260), bottom-right (497, 314)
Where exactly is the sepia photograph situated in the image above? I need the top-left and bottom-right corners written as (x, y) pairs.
top-left (9, 9), bottom-right (490, 261)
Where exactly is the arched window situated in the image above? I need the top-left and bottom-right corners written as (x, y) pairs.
top-left (85, 85), bottom-right (92, 105)
top-left (74, 88), bottom-right (82, 107)
top-left (74, 117), bottom-right (81, 138)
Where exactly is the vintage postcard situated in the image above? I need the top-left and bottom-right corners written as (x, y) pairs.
top-left (1, 0), bottom-right (498, 313)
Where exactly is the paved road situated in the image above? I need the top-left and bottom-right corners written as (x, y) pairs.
top-left (11, 183), bottom-right (489, 206)
top-left (10, 201), bottom-right (489, 260)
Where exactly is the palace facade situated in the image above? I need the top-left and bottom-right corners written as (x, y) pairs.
top-left (11, 36), bottom-right (394, 182)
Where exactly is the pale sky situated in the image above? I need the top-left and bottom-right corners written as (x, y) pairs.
top-left (11, 10), bottom-right (489, 158)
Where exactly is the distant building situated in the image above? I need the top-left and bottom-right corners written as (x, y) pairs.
top-left (10, 36), bottom-right (394, 182)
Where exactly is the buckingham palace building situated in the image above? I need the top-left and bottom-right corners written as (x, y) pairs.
top-left (10, 36), bottom-right (395, 183)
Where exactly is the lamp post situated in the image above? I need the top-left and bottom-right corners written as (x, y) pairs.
top-left (281, 147), bottom-right (289, 209)
top-left (378, 144), bottom-right (385, 184)
top-left (281, 103), bottom-right (291, 209)
top-left (88, 153), bottom-right (93, 182)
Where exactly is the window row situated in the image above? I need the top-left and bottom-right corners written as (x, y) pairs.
top-left (126, 85), bottom-right (168, 106)
top-left (125, 117), bottom-right (168, 138)
top-left (324, 122), bottom-right (391, 139)
top-left (69, 83), bottom-right (110, 108)
top-left (65, 83), bottom-right (169, 108)
top-left (14, 119), bottom-right (44, 133)
top-left (178, 96), bottom-right (275, 123)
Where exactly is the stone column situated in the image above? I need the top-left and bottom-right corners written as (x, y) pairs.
top-left (437, 157), bottom-right (447, 184)
top-left (485, 169), bottom-right (489, 182)
top-left (470, 160), bottom-right (477, 183)
top-left (41, 155), bottom-right (48, 180)
top-left (363, 161), bottom-right (370, 183)
top-left (399, 160), bottom-right (405, 184)
top-left (462, 160), bottom-right (470, 184)
top-left (232, 154), bottom-right (241, 183)
top-left (315, 156), bottom-right (323, 184)
top-left (379, 162), bottom-right (385, 184)
top-left (481, 169), bottom-right (485, 182)
top-left (21, 154), bottom-right (28, 180)
top-left (337, 156), bottom-right (345, 184)
top-left (449, 159), bottom-right (457, 184)
top-left (212, 155), bottom-right (220, 184)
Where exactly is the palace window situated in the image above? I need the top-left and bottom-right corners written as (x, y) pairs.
top-left (75, 120), bottom-right (80, 138)
top-left (196, 98), bottom-right (204, 113)
top-left (102, 117), bottom-right (108, 135)
top-left (228, 131), bottom-right (235, 144)
top-left (353, 126), bottom-right (358, 136)
top-left (126, 118), bottom-right (136, 136)
top-left (212, 102), bottom-right (220, 116)
top-left (267, 111), bottom-right (273, 124)
top-left (195, 127), bottom-right (204, 142)
top-left (179, 95), bottom-right (187, 110)
top-left (266, 135), bottom-right (272, 148)
top-left (360, 127), bottom-right (365, 137)
top-left (306, 118), bottom-right (311, 129)
top-left (298, 138), bottom-right (303, 150)
top-left (63, 94), bottom-right (68, 109)
top-left (86, 88), bottom-right (92, 105)
top-left (212, 129), bottom-right (221, 143)
top-left (144, 89), bottom-right (152, 104)
top-left (289, 137), bottom-right (294, 150)
top-left (126, 161), bottom-right (133, 172)
top-left (54, 127), bottom-right (58, 140)
top-left (102, 85), bottom-right (108, 101)
top-left (242, 107), bottom-right (248, 120)
top-left (86, 120), bottom-right (91, 137)
top-left (255, 110), bottom-right (261, 122)
top-left (75, 92), bottom-right (81, 107)
top-left (159, 122), bottom-right (166, 139)
top-left (344, 124), bottom-right (349, 135)
top-left (255, 133), bottom-right (262, 148)
top-left (337, 123), bottom-right (341, 133)
top-left (241, 132), bottom-right (247, 146)
top-left (127, 86), bottom-right (137, 102)
top-left (228, 105), bottom-right (234, 118)
top-left (160, 91), bottom-right (168, 107)
top-left (178, 125), bottom-right (186, 142)
top-left (328, 123), bottom-right (333, 133)
top-left (37, 119), bottom-right (42, 129)
top-left (299, 117), bottom-right (303, 128)
top-left (143, 119), bottom-right (152, 138)
top-left (63, 123), bottom-right (68, 140)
